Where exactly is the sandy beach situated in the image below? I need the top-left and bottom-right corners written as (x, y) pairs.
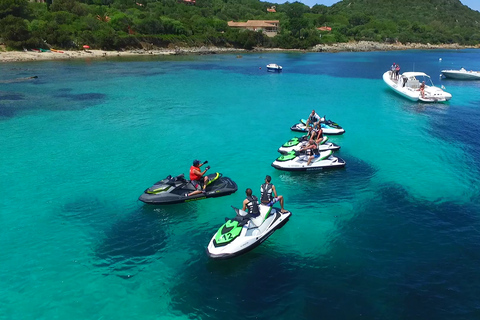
top-left (1, 42), bottom-right (478, 63)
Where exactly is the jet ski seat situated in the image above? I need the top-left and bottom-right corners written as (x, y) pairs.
top-left (249, 205), bottom-right (271, 227)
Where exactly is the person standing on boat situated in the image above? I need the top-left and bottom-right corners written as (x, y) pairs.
top-left (186, 159), bottom-right (210, 196)
top-left (390, 62), bottom-right (396, 79)
top-left (260, 175), bottom-right (287, 213)
top-left (395, 64), bottom-right (401, 80)
top-left (305, 110), bottom-right (321, 128)
top-left (419, 81), bottom-right (426, 99)
top-left (242, 188), bottom-right (260, 217)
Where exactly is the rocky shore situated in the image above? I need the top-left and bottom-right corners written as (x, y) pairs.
top-left (0, 46), bottom-right (246, 63)
top-left (1, 41), bottom-right (478, 63)
top-left (311, 41), bottom-right (479, 52)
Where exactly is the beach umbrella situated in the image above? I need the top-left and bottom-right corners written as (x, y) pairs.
top-left (83, 45), bottom-right (90, 49)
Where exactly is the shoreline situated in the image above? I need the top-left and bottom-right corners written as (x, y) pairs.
top-left (1, 41), bottom-right (478, 63)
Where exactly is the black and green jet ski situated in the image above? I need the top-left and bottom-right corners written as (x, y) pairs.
top-left (138, 172), bottom-right (238, 205)
top-left (206, 205), bottom-right (291, 259)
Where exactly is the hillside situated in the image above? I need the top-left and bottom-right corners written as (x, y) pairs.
top-left (324, 0), bottom-right (480, 44)
top-left (0, 0), bottom-right (480, 51)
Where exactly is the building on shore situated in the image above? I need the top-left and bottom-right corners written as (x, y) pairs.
top-left (227, 20), bottom-right (280, 37)
top-left (267, 6), bottom-right (276, 13)
top-left (317, 26), bottom-right (332, 32)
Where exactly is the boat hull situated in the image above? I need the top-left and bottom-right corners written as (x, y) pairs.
top-left (266, 64), bottom-right (282, 72)
top-left (383, 71), bottom-right (452, 103)
top-left (441, 70), bottom-right (480, 80)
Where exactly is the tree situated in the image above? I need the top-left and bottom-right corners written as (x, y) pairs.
top-left (0, 0), bottom-right (29, 19)
top-left (0, 15), bottom-right (30, 48)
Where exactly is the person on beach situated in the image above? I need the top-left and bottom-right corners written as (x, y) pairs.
top-left (242, 188), bottom-right (260, 217)
top-left (299, 139), bottom-right (320, 166)
top-left (260, 175), bottom-right (287, 213)
top-left (419, 81), bottom-right (426, 99)
top-left (305, 110), bottom-right (321, 129)
top-left (186, 159), bottom-right (210, 196)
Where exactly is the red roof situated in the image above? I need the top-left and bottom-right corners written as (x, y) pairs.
top-left (317, 26), bottom-right (332, 31)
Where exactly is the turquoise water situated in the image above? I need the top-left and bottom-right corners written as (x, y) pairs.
top-left (1, 50), bottom-right (480, 319)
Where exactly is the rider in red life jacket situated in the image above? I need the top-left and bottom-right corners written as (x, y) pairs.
top-left (187, 159), bottom-right (210, 197)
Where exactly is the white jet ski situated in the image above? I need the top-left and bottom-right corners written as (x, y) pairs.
top-left (206, 205), bottom-right (291, 259)
top-left (290, 118), bottom-right (345, 135)
top-left (272, 150), bottom-right (345, 171)
top-left (278, 136), bottom-right (340, 154)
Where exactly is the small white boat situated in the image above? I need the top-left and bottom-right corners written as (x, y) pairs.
top-left (441, 68), bottom-right (480, 80)
top-left (383, 71), bottom-right (452, 103)
top-left (266, 63), bottom-right (282, 72)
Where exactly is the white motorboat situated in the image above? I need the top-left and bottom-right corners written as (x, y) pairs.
top-left (383, 71), bottom-right (452, 102)
top-left (441, 68), bottom-right (480, 80)
top-left (266, 63), bottom-right (282, 72)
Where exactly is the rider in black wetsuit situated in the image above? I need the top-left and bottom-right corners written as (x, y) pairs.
top-left (242, 188), bottom-right (260, 217)
top-left (260, 175), bottom-right (287, 212)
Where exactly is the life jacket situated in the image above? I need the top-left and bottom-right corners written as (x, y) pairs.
top-left (189, 165), bottom-right (202, 181)
top-left (246, 195), bottom-right (260, 217)
top-left (310, 142), bottom-right (320, 155)
top-left (260, 183), bottom-right (273, 203)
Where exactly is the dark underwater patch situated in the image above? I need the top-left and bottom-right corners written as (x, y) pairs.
top-left (61, 196), bottom-right (105, 221)
top-left (286, 155), bottom-right (377, 206)
top-left (427, 104), bottom-right (480, 174)
top-left (0, 93), bottom-right (24, 101)
top-left (0, 104), bottom-right (18, 118)
top-left (92, 207), bottom-right (168, 279)
top-left (166, 181), bottom-right (480, 320)
top-left (56, 92), bottom-right (106, 101)
top-left (328, 182), bottom-right (480, 320)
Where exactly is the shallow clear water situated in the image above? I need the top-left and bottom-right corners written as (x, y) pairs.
top-left (1, 49), bottom-right (480, 319)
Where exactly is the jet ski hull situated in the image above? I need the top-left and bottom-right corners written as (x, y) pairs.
top-left (278, 136), bottom-right (340, 154)
top-left (272, 151), bottom-right (346, 171)
top-left (139, 174), bottom-right (238, 205)
top-left (206, 206), bottom-right (291, 259)
top-left (290, 119), bottom-right (345, 135)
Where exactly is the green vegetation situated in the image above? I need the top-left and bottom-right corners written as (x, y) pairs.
top-left (1, 0), bottom-right (479, 51)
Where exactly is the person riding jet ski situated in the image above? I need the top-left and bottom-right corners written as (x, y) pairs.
top-left (242, 188), bottom-right (261, 217)
top-left (138, 160), bottom-right (237, 205)
top-left (290, 115), bottom-right (345, 135)
top-left (187, 159), bottom-right (210, 197)
top-left (206, 189), bottom-right (292, 259)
